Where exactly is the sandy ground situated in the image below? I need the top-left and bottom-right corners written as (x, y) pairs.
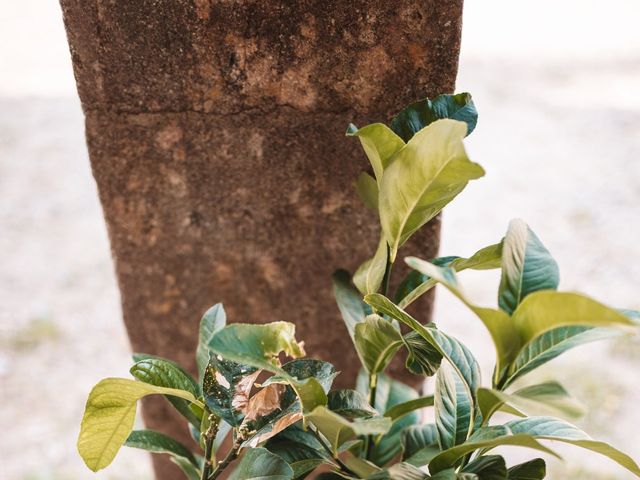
top-left (1, 1), bottom-right (639, 479)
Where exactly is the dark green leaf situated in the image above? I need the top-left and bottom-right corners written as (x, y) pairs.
top-left (328, 389), bottom-right (378, 419)
top-left (365, 294), bottom-right (481, 416)
top-left (367, 462), bottom-right (429, 480)
top-left (307, 407), bottom-right (392, 454)
top-left (506, 458), bottom-right (545, 480)
top-left (506, 417), bottom-right (640, 476)
top-left (229, 447), bottom-right (294, 480)
top-left (332, 269), bottom-right (370, 342)
top-left (264, 359), bottom-right (338, 394)
top-left (196, 303), bottom-right (226, 383)
top-left (384, 396), bottom-right (434, 422)
top-left (503, 326), bottom-right (621, 388)
top-left (402, 260), bottom-right (519, 385)
top-left (428, 425), bottom-right (558, 474)
top-left (403, 330), bottom-right (442, 376)
top-left (129, 357), bottom-right (201, 427)
top-left (130, 358), bottom-right (198, 396)
top-left (125, 429), bottom-right (197, 466)
top-left (390, 93), bottom-right (477, 142)
top-left (266, 440), bottom-right (328, 479)
top-left (435, 364), bottom-right (473, 449)
top-left (355, 314), bottom-right (403, 374)
top-left (401, 424), bottom-right (438, 460)
top-left (462, 455), bottom-right (507, 480)
top-left (369, 374), bottom-right (422, 466)
top-left (203, 357), bottom-right (259, 426)
top-left (498, 220), bottom-right (559, 315)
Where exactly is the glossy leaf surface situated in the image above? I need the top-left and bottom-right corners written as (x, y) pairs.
top-left (390, 93), bottom-right (478, 142)
top-left (498, 220), bottom-right (559, 315)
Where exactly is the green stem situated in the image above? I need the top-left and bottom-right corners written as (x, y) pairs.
top-left (208, 441), bottom-right (240, 480)
top-left (200, 415), bottom-right (220, 480)
top-left (381, 246), bottom-right (393, 298)
top-left (365, 373), bottom-right (378, 460)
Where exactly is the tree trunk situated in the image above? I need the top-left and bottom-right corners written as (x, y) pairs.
top-left (60, 1), bottom-right (463, 478)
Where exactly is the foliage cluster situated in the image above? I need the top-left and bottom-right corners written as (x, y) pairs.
top-left (78, 94), bottom-right (640, 480)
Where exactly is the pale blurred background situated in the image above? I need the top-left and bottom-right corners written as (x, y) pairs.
top-left (1, 1), bottom-right (639, 479)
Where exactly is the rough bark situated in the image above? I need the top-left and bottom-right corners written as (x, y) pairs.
top-left (60, 1), bottom-right (463, 478)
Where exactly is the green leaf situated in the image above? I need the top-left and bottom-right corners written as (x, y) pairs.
top-left (370, 375), bottom-right (422, 466)
top-left (511, 291), bottom-right (636, 346)
top-left (77, 378), bottom-right (200, 472)
top-left (435, 364), bottom-right (473, 449)
top-left (346, 123), bottom-right (405, 185)
top-left (266, 440), bottom-right (328, 479)
top-left (379, 119), bottom-right (484, 260)
top-left (428, 425), bottom-right (558, 474)
top-left (364, 295), bottom-right (481, 410)
top-left (208, 322), bottom-right (326, 412)
top-left (355, 314), bottom-right (404, 374)
top-left (244, 360), bottom-right (337, 448)
top-left (130, 358), bottom-right (199, 396)
top-left (354, 236), bottom-right (389, 295)
top-left (478, 382), bottom-right (584, 424)
top-left (344, 453), bottom-right (383, 477)
top-left (230, 447), bottom-right (294, 480)
top-left (502, 326), bottom-right (620, 388)
top-left (125, 429), bottom-right (197, 466)
top-left (328, 389), bottom-right (378, 419)
top-left (399, 242), bottom-right (503, 309)
top-left (203, 357), bottom-right (259, 426)
top-left (368, 462), bottom-right (429, 480)
top-left (263, 359), bottom-right (338, 394)
top-left (506, 458), bottom-right (545, 480)
top-left (401, 424), bottom-right (438, 460)
top-left (506, 417), bottom-right (640, 477)
top-left (307, 406), bottom-right (392, 454)
top-left (403, 330), bottom-right (443, 376)
top-left (332, 269), bottom-right (370, 342)
top-left (390, 93), bottom-right (478, 142)
top-left (356, 172), bottom-right (379, 212)
top-left (510, 382), bottom-right (584, 419)
top-left (404, 259), bottom-right (519, 384)
top-left (498, 220), bottom-right (559, 315)
top-left (170, 456), bottom-right (201, 480)
top-left (462, 455), bottom-right (507, 480)
top-left (384, 395), bottom-right (434, 422)
top-left (129, 356), bottom-right (201, 427)
top-left (196, 303), bottom-right (227, 383)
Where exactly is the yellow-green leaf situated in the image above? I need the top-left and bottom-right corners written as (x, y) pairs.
top-left (353, 236), bottom-right (388, 295)
top-left (512, 291), bottom-right (636, 345)
top-left (379, 119), bottom-right (484, 260)
top-left (346, 123), bottom-right (405, 185)
top-left (78, 378), bottom-right (199, 472)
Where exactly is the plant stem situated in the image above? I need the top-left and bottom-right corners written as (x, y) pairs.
top-left (364, 249), bottom-right (392, 461)
top-left (209, 442), bottom-right (240, 480)
top-left (309, 425), bottom-right (356, 477)
top-left (381, 246), bottom-right (393, 298)
top-left (200, 415), bottom-right (220, 480)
